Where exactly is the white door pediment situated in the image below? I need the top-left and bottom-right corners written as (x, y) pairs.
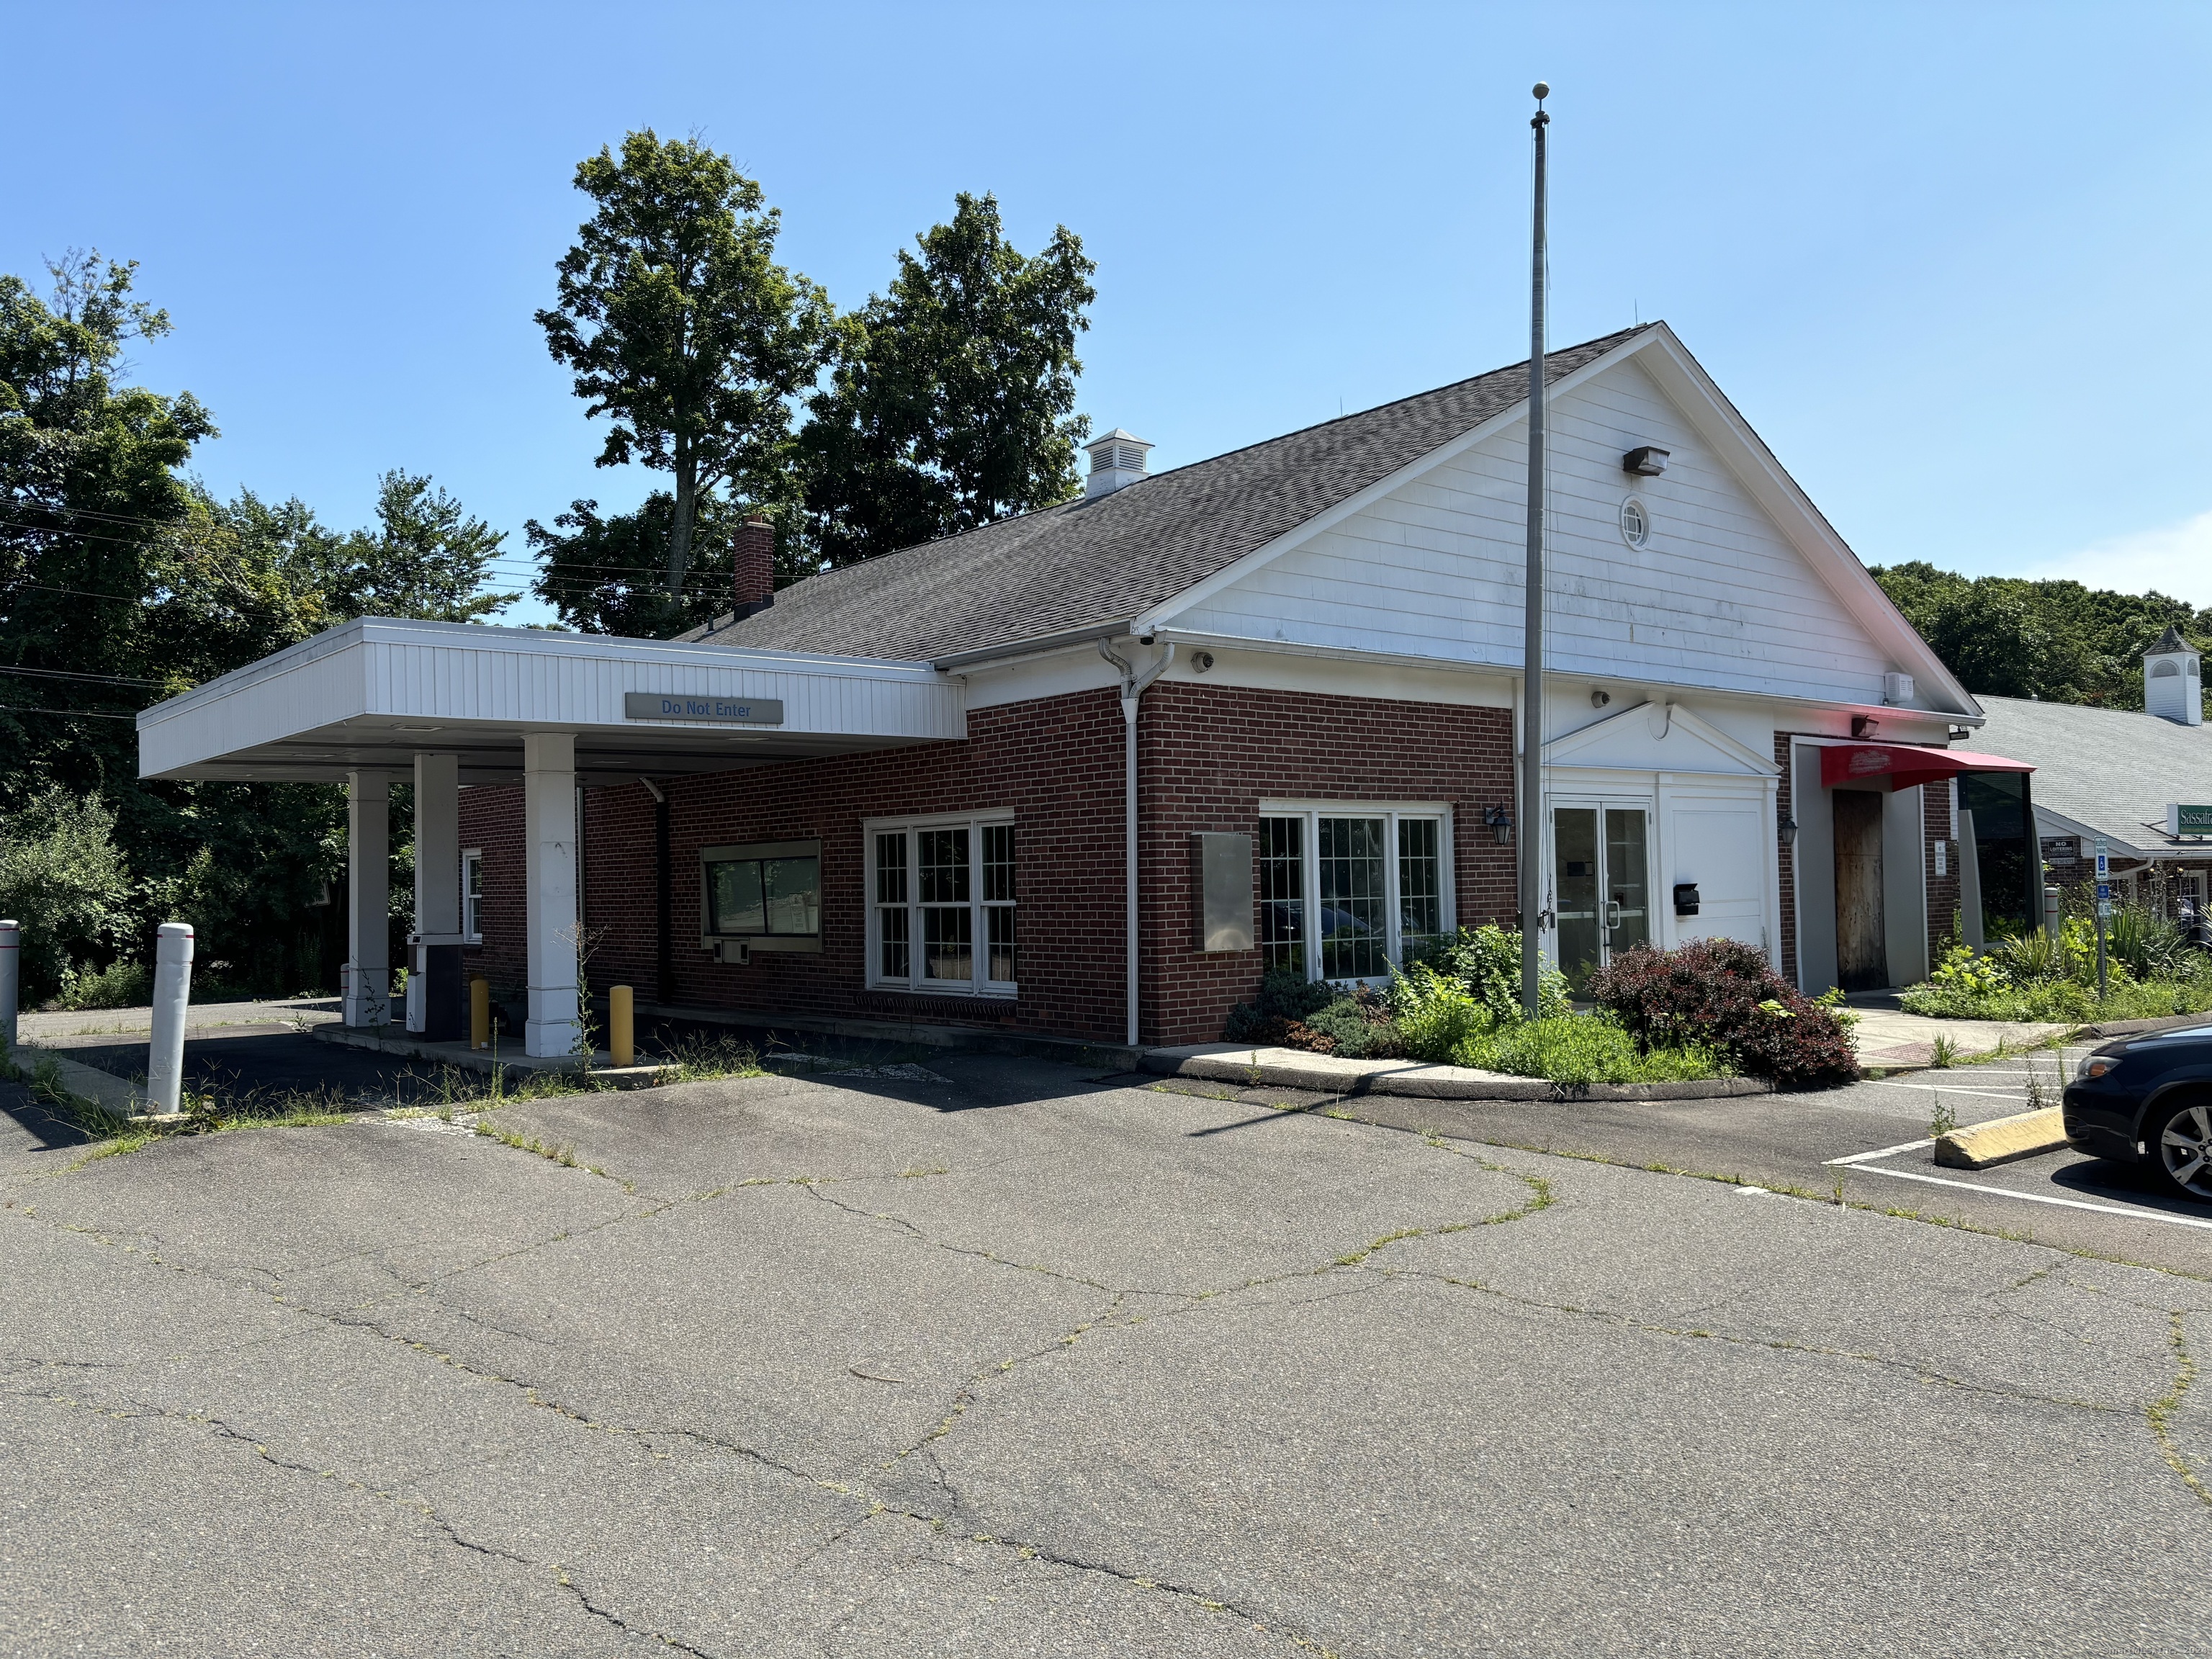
top-left (1544, 701), bottom-right (1776, 776)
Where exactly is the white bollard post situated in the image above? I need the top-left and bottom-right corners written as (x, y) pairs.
top-left (147, 922), bottom-right (194, 1115)
top-left (0, 920), bottom-right (19, 1054)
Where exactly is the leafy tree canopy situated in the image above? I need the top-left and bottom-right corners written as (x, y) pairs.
top-left (526, 490), bottom-right (765, 637)
top-left (1871, 560), bottom-right (2208, 715)
top-left (1, 252), bottom-right (516, 997)
top-left (798, 192), bottom-right (1095, 569)
top-left (536, 130), bottom-right (830, 598)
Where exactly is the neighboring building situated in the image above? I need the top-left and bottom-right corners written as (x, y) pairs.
top-left (1969, 629), bottom-right (2212, 922)
top-left (138, 323), bottom-right (2039, 1053)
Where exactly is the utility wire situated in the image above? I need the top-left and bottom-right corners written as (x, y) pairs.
top-left (0, 665), bottom-right (163, 686)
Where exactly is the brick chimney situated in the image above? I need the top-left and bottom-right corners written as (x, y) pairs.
top-left (731, 513), bottom-right (775, 619)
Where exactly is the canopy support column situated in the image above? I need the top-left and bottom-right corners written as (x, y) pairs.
top-left (523, 732), bottom-right (580, 1058)
top-left (343, 771), bottom-right (390, 1027)
top-left (410, 752), bottom-right (465, 1040)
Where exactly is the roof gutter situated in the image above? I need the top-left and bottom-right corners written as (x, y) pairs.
top-left (931, 620), bottom-right (1138, 673)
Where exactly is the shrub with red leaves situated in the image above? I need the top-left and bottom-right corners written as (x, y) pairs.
top-left (1586, 938), bottom-right (1858, 1088)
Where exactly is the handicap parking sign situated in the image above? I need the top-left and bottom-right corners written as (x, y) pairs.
top-left (2096, 882), bottom-right (2111, 902)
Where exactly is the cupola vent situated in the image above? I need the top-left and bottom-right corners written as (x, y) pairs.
top-left (2144, 624), bottom-right (2203, 726)
top-left (1084, 429), bottom-right (1153, 498)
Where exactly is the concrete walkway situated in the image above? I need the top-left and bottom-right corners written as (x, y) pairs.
top-left (1145, 1043), bottom-right (1771, 1100)
top-left (1846, 1004), bottom-right (2071, 1073)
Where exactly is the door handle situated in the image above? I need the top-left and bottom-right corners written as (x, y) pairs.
top-left (1605, 899), bottom-right (1622, 931)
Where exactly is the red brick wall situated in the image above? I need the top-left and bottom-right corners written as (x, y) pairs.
top-left (1924, 777), bottom-right (1958, 967)
top-left (1136, 683), bottom-right (1516, 1044)
top-left (457, 683), bottom-right (1518, 1047)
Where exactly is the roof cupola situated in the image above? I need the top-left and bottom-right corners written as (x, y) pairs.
top-left (2144, 624), bottom-right (2203, 727)
top-left (1084, 429), bottom-right (1152, 498)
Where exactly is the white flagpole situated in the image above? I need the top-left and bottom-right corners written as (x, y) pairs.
top-left (1519, 81), bottom-right (1551, 1018)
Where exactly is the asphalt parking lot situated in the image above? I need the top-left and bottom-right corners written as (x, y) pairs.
top-left (3, 1043), bottom-right (2209, 1657)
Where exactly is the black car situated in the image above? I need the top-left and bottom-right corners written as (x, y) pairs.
top-left (2062, 1022), bottom-right (2212, 1200)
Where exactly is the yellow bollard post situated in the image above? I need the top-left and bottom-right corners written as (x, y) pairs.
top-left (470, 977), bottom-right (490, 1051)
top-left (609, 985), bottom-right (634, 1069)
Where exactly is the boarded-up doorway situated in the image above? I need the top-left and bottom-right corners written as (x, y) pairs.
top-left (1833, 788), bottom-right (1888, 992)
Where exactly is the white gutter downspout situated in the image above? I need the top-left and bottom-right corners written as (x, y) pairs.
top-left (1099, 638), bottom-right (1175, 1050)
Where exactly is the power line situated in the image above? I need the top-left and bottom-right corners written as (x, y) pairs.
top-left (0, 704), bottom-right (139, 721)
top-left (0, 665), bottom-right (163, 687)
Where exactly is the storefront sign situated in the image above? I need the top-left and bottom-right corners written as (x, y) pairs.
top-left (2170, 803), bottom-right (2212, 840)
top-left (624, 693), bottom-right (786, 725)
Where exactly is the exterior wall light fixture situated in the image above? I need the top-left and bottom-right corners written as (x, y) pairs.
top-left (1851, 715), bottom-right (1879, 739)
top-left (1779, 813), bottom-right (1799, 848)
top-left (1485, 805), bottom-right (1514, 845)
top-left (1622, 446), bottom-right (1669, 476)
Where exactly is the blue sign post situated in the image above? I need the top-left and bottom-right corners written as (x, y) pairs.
top-left (2092, 839), bottom-right (2110, 999)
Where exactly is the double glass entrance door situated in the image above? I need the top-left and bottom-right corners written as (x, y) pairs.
top-left (1552, 804), bottom-right (1650, 991)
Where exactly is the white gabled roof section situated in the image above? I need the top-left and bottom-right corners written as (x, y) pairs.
top-left (1133, 324), bottom-right (1978, 721)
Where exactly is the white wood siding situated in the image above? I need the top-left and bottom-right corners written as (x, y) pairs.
top-left (1166, 358), bottom-right (1896, 706)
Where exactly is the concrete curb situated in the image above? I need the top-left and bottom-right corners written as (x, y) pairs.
top-left (312, 1025), bottom-right (672, 1091)
top-left (2077, 1011), bottom-right (2212, 1040)
top-left (1933, 1106), bottom-right (2069, 1169)
top-left (11, 1043), bottom-right (144, 1117)
top-left (1140, 1043), bottom-right (1771, 1102)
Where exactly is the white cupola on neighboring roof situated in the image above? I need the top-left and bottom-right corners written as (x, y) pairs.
top-left (1084, 428), bottom-right (1152, 498)
top-left (2144, 624), bottom-right (2203, 726)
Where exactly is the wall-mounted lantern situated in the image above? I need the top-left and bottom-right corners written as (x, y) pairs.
top-left (1779, 813), bottom-right (1799, 848)
top-left (1485, 805), bottom-right (1514, 845)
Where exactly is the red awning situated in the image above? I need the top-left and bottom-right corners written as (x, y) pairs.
top-left (1820, 743), bottom-right (2034, 793)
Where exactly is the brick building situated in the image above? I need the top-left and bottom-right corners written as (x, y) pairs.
top-left (139, 323), bottom-right (2038, 1054)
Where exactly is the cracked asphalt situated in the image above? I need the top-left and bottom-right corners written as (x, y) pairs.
top-left (3, 1053), bottom-right (2210, 1657)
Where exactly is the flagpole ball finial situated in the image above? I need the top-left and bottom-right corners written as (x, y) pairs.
top-left (1532, 81), bottom-right (1549, 100)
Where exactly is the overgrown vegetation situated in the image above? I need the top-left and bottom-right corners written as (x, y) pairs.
top-left (1221, 926), bottom-right (1775, 1087)
top-left (1588, 938), bottom-right (1861, 1089)
top-left (1902, 903), bottom-right (2212, 1022)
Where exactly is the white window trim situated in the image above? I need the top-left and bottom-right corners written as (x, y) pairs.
top-left (460, 848), bottom-right (483, 945)
top-left (864, 812), bottom-right (1018, 998)
top-left (1257, 801), bottom-right (1455, 985)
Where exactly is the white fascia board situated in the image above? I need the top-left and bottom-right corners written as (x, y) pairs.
top-left (1129, 333), bottom-right (1655, 637)
top-left (1628, 329), bottom-right (1981, 721)
top-left (138, 617), bottom-right (962, 778)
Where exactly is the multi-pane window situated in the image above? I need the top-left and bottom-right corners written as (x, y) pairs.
top-left (1259, 817), bottom-right (1305, 973)
top-left (868, 817), bottom-right (1017, 994)
top-left (461, 850), bottom-right (483, 942)
top-left (1257, 804), bottom-right (1452, 984)
top-left (874, 833), bottom-right (909, 979)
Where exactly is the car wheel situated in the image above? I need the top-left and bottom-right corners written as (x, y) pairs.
top-left (2149, 1096), bottom-right (2212, 1202)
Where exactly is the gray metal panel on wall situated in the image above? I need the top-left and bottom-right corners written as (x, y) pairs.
top-left (1194, 832), bottom-right (1254, 952)
top-left (1882, 786), bottom-right (1928, 988)
top-left (1791, 741), bottom-right (1839, 995)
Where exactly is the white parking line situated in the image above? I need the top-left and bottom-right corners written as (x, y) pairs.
top-left (1837, 1161), bottom-right (2212, 1233)
top-left (1827, 1136), bottom-right (1938, 1166)
top-left (1866, 1084), bottom-right (2038, 1102)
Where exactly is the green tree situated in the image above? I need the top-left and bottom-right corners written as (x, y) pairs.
top-left (526, 490), bottom-right (785, 637)
top-left (798, 192), bottom-right (1096, 567)
top-left (1873, 559), bottom-right (2206, 714)
top-left (536, 131), bottom-right (830, 600)
top-left (1, 253), bottom-right (517, 999)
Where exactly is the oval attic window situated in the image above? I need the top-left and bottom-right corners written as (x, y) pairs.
top-left (1620, 497), bottom-right (1650, 547)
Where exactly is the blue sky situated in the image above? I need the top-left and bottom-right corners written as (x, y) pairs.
top-left (9, 1), bottom-right (2211, 624)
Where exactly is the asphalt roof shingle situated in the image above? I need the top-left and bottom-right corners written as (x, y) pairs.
top-left (1973, 695), bottom-right (2212, 856)
top-left (684, 325), bottom-right (1652, 663)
